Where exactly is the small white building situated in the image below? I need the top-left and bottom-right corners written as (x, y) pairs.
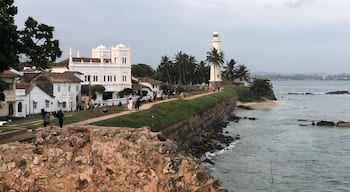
top-left (0, 70), bottom-right (20, 120)
top-left (132, 77), bottom-right (163, 98)
top-left (15, 71), bottom-right (82, 117)
top-left (52, 44), bottom-right (132, 104)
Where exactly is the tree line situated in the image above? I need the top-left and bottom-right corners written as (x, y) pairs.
top-left (132, 49), bottom-right (251, 86)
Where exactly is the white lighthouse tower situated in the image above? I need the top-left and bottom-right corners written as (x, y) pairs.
top-left (209, 31), bottom-right (222, 89)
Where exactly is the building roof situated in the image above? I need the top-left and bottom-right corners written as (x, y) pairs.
top-left (53, 59), bottom-right (69, 68)
top-left (138, 77), bottom-right (163, 85)
top-left (18, 71), bottom-right (82, 97)
top-left (0, 70), bottom-right (20, 78)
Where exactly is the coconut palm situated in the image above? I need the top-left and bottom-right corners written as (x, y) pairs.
top-left (235, 64), bottom-right (250, 82)
top-left (158, 55), bottom-right (173, 84)
top-left (223, 59), bottom-right (237, 81)
top-left (206, 48), bottom-right (224, 88)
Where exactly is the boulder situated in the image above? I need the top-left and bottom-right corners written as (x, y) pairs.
top-left (326, 90), bottom-right (349, 95)
top-left (336, 121), bottom-right (350, 128)
top-left (316, 121), bottom-right (335, 127)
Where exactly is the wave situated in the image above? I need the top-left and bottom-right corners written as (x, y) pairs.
top-left (201, 140), bottom-right (239, 165)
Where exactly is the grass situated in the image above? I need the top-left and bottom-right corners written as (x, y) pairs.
top-left (92, 87), bottom-right (238, 131)
top-left (0, 106), bottom-right (125, 132)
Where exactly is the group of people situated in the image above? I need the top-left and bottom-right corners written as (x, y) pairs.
top-left (42, 110), bottom-right (64, 128)
top-left (127, 96), bottom-right (142, 111)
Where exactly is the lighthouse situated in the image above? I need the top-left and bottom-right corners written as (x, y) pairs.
top-left (209, 31), bottom-right (222, 88)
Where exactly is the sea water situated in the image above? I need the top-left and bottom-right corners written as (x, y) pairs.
top-left (209, 80), bottom-right (350, 192)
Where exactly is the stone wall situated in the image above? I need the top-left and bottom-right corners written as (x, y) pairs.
top-left (0, 125), bottom-right (225, 192)
top-left (161, 98), bottom-right (236, 158)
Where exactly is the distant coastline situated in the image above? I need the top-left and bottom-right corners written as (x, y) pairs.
top-left (252, 72), bottom-right (350, 81)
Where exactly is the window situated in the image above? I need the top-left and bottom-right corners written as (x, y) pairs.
top-left (5, 83), bottom-right (13, 90)
top-left (46, 100), bottom-right (50, 108)
top-left (122, 57), bottom-right (127, 64)
top-left (17, 102), bottom-right (22, 112)
top-left (122, 75), bottom-right (127, 82)
top-left (33, 101), bottom-right (37, 109)
top-left (76, 85), bottom-right (79, 92)
top-left (62, 102), bottom-right (67, 108)
top-left (114, 57), bottom-right (117, 63)
top-left (104, 76), bottom-right (106, 82)
top-left (114, 75), bottom-right (116, 82)
top-left (68, 86), bottom-right (71, 92)
top-left (58, 86), bottom-right (60, 92)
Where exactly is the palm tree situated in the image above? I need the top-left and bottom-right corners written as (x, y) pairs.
top-left (235, 64), bottom-right (250, 82)
top-left (174, 51), bottom-right (188, 85)
top-left (223, 59), bottom-right (237, 81)
top-left (159, 55), bottom-right (172, 84)
top-left (206, 48), bottom-right (224, 88)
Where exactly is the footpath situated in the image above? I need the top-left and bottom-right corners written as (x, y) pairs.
top-left (0, 91), bottom-right (215, 144)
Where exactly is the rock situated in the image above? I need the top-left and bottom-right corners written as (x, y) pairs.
top-left (48, 148), bottom-right (64, 162)
top-left (202, 158), bottom-right (215, 165)
top-left (316, 121), bottom-right (335, 127)
top-left (55, 183), bottom-right (65, 190)
top-left (237, 105), bottom-right (253, 110)
top-left (336, 121), bottom-right (350, 128)
top-left (192, 168), bottom-right (211, 186)
top-left (326, 90), bottom-right (349, 94)
top-left (32, 147), bottom-right (43, 154)
top-left (0, 125), bottom-right (225, 192)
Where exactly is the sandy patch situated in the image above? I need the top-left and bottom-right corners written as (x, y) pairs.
top-left (237, 100), bottom-right (278, 110)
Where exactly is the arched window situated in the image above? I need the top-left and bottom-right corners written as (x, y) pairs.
top-left (17, 102), bottom-right (22, 112)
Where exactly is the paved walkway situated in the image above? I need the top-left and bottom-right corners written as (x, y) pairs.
top-left (70, 91), bottom-right (215, 126)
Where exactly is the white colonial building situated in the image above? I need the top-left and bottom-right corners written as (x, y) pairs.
top-left (52, 44), bottom-right (132, 103)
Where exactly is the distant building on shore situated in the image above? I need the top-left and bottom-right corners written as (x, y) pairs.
top-left (209, 31), bottom-right (222, 88)
top-left (52, 44), bottom-right (132, 103)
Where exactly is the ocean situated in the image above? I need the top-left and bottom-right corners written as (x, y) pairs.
top-left (209, 80), bottom-right (350, 192)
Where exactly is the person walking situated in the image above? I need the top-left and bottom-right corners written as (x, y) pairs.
top-left (43, 111), bottom-right (50, 127)
top-left (56, 110), bottom-right (64, 128)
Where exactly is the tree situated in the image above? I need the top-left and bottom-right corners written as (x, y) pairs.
top-left (0, 0), bottom-right (18, 72)
top-left (193, 61), bottom-right (209, 85)
top-left (235, 64), bottom-right (250, 82)
top-left (0, 0), bottom-right (62, 100)
top-left (206, 48), bottom-right (224, 87)
top-left (18, 17), bottom-right (62, 70)
top-left (155, 56), bottom-right (173, 84)
top-left (174, 51), bottom-right (186, 85)
top-left (81, 85), bottom-right (105, 100)
top-left (249, 79), bottom-right (276, 100)
top-left (131, 63), bottom-right (154, 78)
top-left (223, 59), bottom-right (237, 81)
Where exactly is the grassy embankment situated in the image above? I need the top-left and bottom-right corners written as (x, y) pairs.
top-left (0, 87), bottom-right (239, 133)
top-left (92, 87), bottom-right (239, 131)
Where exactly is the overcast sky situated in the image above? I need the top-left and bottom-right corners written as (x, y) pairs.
top-left (14, 0), bottom-right (350, 74)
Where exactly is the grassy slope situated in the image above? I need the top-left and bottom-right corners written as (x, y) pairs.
top-left (92, 87), bottom-right (238, 131)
